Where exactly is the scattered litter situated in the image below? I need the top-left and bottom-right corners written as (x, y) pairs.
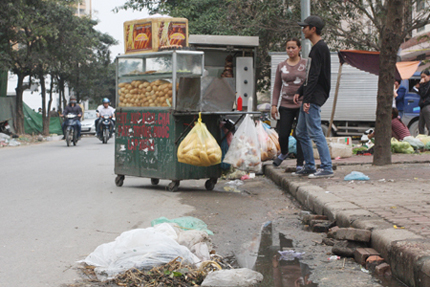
top-left (361, 266), bottom-right (370, 273)
top-left (379, 179), bottom-right (386, 182)
top-left (0, 133), bottom-right (10, 140)
top-left (8, 139), bottom-right (21, 147)
top-left (201, 268), bottom-right (263, 287)
top-left (108, 257), bottom-right (205, 286)
top-left (227, 179), bottom-right (244, 186)
top-left (223, 186), bottom-right (241, 193)
top-left (299, 211), bottom-right (311, 218)
top-left (344, 171), bottom-right (370, 181)
top-left (240, 174), bottom-right (250, 180)
top-left (390, 206), bottom-right (397, 209)
top-left (225, 169), bottom-right (247, 180)
top-left (335, 156), bottom-right (341, 160)
top-left (393, 225), bottom-right (405, 229)
top-left (328, 255), bottom-right (341, 261)
top-left (279, 250), bottom-right (305, 261)
top-left (249, 173), bottom-right (255, 178)
top-left (325, 191), bottom-right (331, 193)
top-left (151, 217), bottom-right (213, 235)
top-left (80, 223), bottom-right (200, 280)
top-left (387, 179), bottom-right (394, 182)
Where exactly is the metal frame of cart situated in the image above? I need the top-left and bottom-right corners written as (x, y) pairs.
top-left (114, 50), bottom-right (259, 191)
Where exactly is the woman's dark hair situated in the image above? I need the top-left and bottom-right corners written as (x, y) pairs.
top-left (421, 70), bottom-right (430, 76)
top-left (392, 107), bottom-right (399, 119)
top-left (286, 38), bottom-right (301, 48)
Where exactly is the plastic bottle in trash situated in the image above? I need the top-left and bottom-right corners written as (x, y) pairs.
top-left (247, 97), bottom-right (253, 112)
top-left (328, 255), bottom-right (341, 261)
top-left (237, 96), bottom-right (243, 111)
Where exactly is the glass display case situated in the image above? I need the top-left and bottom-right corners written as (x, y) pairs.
top-left (115, 50), bottom-right (204, 111)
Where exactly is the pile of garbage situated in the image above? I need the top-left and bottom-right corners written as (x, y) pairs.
top-left (0, 133), bottom-right (59, 147)
top-left (78, 217), bottom-right (264, 287)
top-left (0, 133), bottom-right (21, 147)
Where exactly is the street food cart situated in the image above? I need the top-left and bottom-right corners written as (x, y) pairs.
top-left (114, 30), bottom-right (259, 191)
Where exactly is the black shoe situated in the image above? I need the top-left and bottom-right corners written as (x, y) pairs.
top-left (273, 157), bottom-right (283, 167)
top-left (292, 167), bottom-right (316, 176)
top-left (308, 169), bottom-right (334, 179)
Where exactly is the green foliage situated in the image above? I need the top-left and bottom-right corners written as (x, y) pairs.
top-left (0, 0), bottom-right (118, 133)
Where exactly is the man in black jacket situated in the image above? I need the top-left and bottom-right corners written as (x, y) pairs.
top-left (292, 15), bottom-right (333, 178)
top-left (62, 96), bottom-right (82, 140)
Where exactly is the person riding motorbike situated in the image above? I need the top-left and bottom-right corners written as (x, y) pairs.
top-left (62, 96), bottom-right (82, 140)
top-left (95, 98), bottom-right (115, 138)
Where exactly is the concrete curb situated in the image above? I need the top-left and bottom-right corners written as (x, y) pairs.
top-left (264, 164), bottom-right (430, 287)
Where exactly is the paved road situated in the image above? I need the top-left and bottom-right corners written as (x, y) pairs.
top-left (0, 138), bottom-right (405, 287)
top-left (0, 137), bottom-right (193, 287)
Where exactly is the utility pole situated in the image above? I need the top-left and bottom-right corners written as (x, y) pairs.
top-left (301, 0), bottom-right (311, 58)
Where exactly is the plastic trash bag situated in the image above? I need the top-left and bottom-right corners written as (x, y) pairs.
top-left (262, 124), bottom-right (281, 155)
top-left (8, 139), bottom-right (20, 147)
top-left (403, 136), bottom-right (425, 150)
top-left (256, 120), bottom-right (277, 161)
top-left (201, 268), bottom-right (264, 287)
top-left (344, 171), bottom-right (370, 181)
top-left (278, 250), bottom-right (305, 261)
top-left (391, 138), bottom-right (414, 154)
top-left (151, 216), bottom-right (214, 235)
top-left (417, 134), bottom-right (430, 145)
top-left (223, 114), bottom-right (261, 172)
top-left (177, 113), bottom-right (222, 166)
top-left (288, 135), bottom-right (297, 155)
top-left (426, 141), bottom-right (430, 151)
top-left (81, 223), bottom-right (200, 281)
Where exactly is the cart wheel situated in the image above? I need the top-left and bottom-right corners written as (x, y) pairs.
top-left (115, 175), bottom-right (125, 187)
top-left (168, 180), bottom-right (180, 192)
top-left (205, 178), bottom-right (218, 191)
top-left (151, 178), bottom-right (160, 186)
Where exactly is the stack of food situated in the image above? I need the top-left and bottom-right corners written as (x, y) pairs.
top-left (117, 80), bottom-right (177, 107)
top-left (221, 55), bottom-right (234, 78)
top-left (177, 127), bottom-right (222, 167)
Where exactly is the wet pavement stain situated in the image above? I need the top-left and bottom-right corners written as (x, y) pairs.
top-left (248, 221), bottom-right (408, 287)
top-left (253, 222), bottom-right (318, 287)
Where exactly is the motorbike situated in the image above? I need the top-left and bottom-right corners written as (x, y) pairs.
top-left (0, 119), bottom-right (11, 135)
top-left (64, 113), bottom-right (79, 147)
top-left (98, 115), bottom-right (113, 144)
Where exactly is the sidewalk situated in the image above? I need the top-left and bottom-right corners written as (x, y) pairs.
top-left (264, 153), bottom-right (430, 287)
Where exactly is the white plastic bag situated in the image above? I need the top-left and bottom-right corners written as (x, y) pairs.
top-left (403, 136), bottom-right (425, 149)
top-left (223, 115), bottom-right (261, 172)
top-left (81, 223), bottom-right (199, 281)
top-left (255, 120), bottom-right (277, 161)
top-left (201, 268), bottom-right (264, 287)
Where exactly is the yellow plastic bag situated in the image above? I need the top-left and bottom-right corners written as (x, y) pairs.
top-left (177, 113), bottom-right (222, 166)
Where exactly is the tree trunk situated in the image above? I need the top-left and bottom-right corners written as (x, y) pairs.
top-left (373, 0), bottom-right (403, 166)
top-left (61, 78), bottom-right (67, 111)
top-left (39, 72), bottom-right (49, 136)
top-left (15, 73), bottom-right (26, 134)
top-left (47, 74), bottom-right (54, 134)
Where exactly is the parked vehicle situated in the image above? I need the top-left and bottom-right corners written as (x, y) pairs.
top-left (81, 110), bottom-right (97, 134)
top-left (64, 113), bottom-right (79, 146)
top-left (269, 53), bottom-right (421, 136)
top-left (0, 119), bottom-right (11, 135)
top-left (399, 72), bottom-right (425, 136)
top-left (98, 115), bottom-right (114, 144)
